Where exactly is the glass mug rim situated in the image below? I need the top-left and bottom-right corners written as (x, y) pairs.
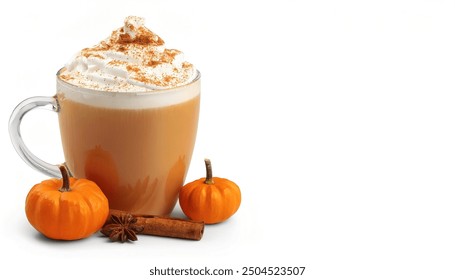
top-left (56, 68), bottom-right (201, 96)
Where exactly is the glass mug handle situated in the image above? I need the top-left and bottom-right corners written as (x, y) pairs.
top-left (9, 96), bottom-right (67, 178)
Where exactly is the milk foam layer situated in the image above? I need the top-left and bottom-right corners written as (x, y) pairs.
top-left (57, 70), bottom-right (200, 109)
top-left (59, 16), bottom-right (196, 92)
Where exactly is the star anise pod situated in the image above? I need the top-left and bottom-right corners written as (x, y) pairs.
top-left (101, 213), bottom-right (144, 242)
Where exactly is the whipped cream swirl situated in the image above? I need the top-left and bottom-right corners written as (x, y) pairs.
top-left (59, 16), bottom-right (196, 91)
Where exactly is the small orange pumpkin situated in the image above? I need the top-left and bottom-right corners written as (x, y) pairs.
top-left (25, 165), bottom-right (109, 240)
top-left (179, 159), bottom-right (241, 224)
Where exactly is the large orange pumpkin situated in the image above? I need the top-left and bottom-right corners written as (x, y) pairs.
top-left (179, 159), bottom-right (241, 224)
top-left (25, 165), bottom-right (109, 240)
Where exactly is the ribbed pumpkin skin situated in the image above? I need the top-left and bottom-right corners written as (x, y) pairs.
top-left (25, 177), bottom-right (109, 240)
top-left (179, 178), bottom-right (241, 224)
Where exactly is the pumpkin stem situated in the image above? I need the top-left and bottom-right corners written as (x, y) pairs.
top-left (204, 158), bottom-right (214, 184)
top-left (58, 165), bottom-right (71, 192)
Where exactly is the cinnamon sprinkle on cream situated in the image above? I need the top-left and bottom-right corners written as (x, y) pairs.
top-left (59, 16), bottom-right (196, 91)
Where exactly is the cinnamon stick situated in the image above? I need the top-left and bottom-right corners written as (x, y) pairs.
top-left (106, 209), bottom-right (204, 241)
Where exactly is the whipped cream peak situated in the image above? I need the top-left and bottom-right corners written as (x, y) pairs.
top-left (124, 16), bottom-right (145, 40)
top-left (59, 16), bottom-right (196, 92)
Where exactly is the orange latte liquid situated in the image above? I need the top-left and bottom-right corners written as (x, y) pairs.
top-left (57, 94), bottom-right (200, 215)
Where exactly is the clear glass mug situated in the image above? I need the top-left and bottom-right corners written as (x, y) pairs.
top-left (9, 69), bottom-right (201, 215)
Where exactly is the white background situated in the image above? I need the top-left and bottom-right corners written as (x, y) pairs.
top-left (1, 0), bottom-right (455, 279)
